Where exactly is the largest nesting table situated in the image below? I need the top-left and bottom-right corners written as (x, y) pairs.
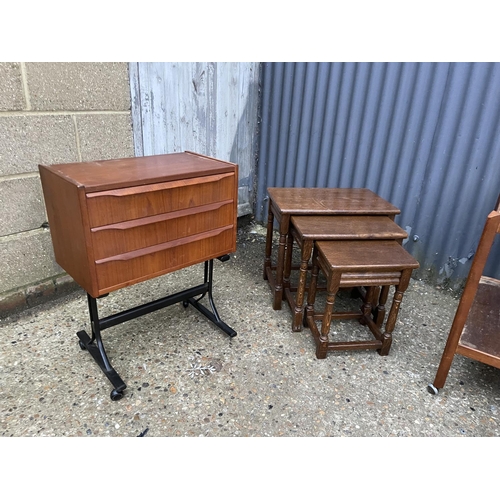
top-left (263, 187), bottom-right (401, 310)
top-left (39, 151), bottom-right (238, 400)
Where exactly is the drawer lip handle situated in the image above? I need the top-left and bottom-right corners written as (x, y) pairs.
top-left (95, 224), bottom-right (234, 264)
top-left (86, 172), bottom-right (233, 198)
top-left (90, 200), bottom-right (233, 232)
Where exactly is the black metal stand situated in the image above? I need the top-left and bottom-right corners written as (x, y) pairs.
top-left (76, 257), bottom-right (236, 401)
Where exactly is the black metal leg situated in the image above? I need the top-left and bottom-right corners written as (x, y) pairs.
top-left (185, 259), bottom-right (237, 338)
top-left (77, 295), bottom-right (127, 401)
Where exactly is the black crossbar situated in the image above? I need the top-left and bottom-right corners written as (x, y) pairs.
top-left (99, 283), bottom-right (208, 330)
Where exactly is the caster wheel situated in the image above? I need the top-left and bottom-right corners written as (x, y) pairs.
top-left (427, 383), bottom-right (439, 395)
top-left (78, 340), bottom-right (87, 350)
top-left (110, 389), bottom-right (124, 401)
top-left (182, 300), bottom-right (189, 308)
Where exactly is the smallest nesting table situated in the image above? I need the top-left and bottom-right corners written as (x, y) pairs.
top-left (305, 239), bottom-right (419, 359)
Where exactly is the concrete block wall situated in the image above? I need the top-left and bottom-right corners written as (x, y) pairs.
top-left (0, 62), bottom-right (134, 317)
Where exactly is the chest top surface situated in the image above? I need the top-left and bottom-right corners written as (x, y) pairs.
top-left (40, 151), bottom-right (237, 192)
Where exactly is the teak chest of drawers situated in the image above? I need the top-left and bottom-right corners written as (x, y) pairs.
top-left (39, 151), bottom-right (238, 298)
top-left (39, 151), bottom-right (238, 401)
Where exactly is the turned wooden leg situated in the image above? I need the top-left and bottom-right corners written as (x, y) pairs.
top-left (380, 269), bottom-right (411, 355)
top-left (263, 203), bottom-right (274, 280)
top-left (316, 270), bottom-right (340, 359)
top-left (272, 215), bottom-right (290, 310)
top-left (304, 247), bottom-right (320, 327)
top-left (360, 286), bottom-right (376, 325)
top-left (292, 240), bottom-right (313, 332)
top-left (273, 231), bottom-right (287, 310)
top-left (375, 285), bottom-right (390, 327)
top-left (283, 230), bottom-right (294, 292)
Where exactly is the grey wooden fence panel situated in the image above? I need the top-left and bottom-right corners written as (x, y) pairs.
top-left (130, 62), bottom-right (260, 217)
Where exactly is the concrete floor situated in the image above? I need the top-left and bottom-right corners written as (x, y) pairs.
top-left (1, 219), bottom-right (500, 438)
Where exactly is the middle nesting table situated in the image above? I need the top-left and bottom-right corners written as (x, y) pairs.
top-left (264, 188), bottom-right (401, 310)
top-left (285, 215), bottom-right (408, 331)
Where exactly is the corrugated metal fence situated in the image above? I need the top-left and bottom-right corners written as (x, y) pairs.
top-left (255, 62), bottom-right (500, 286)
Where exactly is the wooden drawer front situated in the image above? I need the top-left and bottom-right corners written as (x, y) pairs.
top-left (91, 200), bottom-right (234, 260)
top-left (86, 172), bottom-right (235, 227)
top-left (95, 226), bottom-right (236, 293)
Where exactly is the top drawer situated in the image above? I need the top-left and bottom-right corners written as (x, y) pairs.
top-left (86, 172), bottom-right (235, 227)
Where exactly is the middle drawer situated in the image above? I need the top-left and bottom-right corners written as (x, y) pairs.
top-left (90, 200), bottom-right (234, 260)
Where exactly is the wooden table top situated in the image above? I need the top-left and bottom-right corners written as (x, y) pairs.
top-left (316, 239), bottom-right (419, 270)
top-left (267, 187), bottom-right (400, 215)
top-left (291, 215), bottom-right (408, 240)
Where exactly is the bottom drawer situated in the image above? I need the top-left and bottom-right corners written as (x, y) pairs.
top-left (95, 226), bottom-right (235, 294)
